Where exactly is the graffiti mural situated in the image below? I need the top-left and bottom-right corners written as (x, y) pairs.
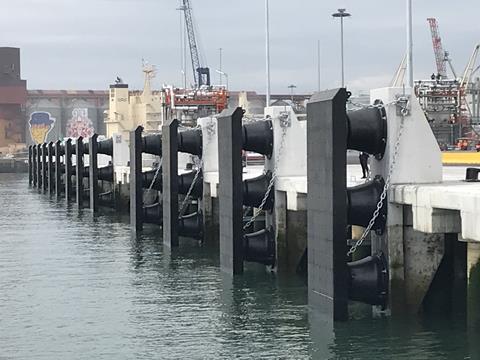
top-left (66, 108), bottom-right (95, 138)
top-left (28, 111), bottom-right (55, 145)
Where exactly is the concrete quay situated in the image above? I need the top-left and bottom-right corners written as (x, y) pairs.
top-left (27, 86), bottom-right (480, 326)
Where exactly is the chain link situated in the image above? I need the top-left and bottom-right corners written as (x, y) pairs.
top-left (243, 118), bottom-right (289, 230)
top-left (347, 99), bottom-right (409, 256)
top-left (178, 157), bottom-right (203, 218)
top-left (347, 99), bottom-right (398, 110)
top-left (143, 158), bottom-right (163, 203)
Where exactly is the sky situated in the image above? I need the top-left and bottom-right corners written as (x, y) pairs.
top-left (1, 0), bottom-right (479, 94)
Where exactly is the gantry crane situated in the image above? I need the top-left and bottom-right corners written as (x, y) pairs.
top-left (180, 0), bottom-right (210, 88)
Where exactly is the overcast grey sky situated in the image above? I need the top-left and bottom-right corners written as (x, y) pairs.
top-left (1, 0), bottom-right (478, 93)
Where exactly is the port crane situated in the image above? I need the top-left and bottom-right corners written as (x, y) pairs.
top-left (427, 18), bottom-right (457, 79)
top-left (180, 0), bottom-right (210, 87)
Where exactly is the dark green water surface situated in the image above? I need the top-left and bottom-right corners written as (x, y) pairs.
top-left (1, 174), bottom-right (479, 359)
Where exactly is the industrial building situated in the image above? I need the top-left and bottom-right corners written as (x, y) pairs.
top-left (0, 47), bottom-right (27, 154)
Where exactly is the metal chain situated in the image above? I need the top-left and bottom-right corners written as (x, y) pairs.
top-left (347, 100), bottom-right (409, 256)
top-left (178, 157), bottom-right (203, 218)
top-left (243, 119), bottom-right (288, 230)
top-left (347, 99), bottom-right (398, 110)
top-left (145, 158), bottom-right (163, 193)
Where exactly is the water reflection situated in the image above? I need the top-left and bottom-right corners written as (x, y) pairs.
top-left (1, 173), bottom-right (480, 359)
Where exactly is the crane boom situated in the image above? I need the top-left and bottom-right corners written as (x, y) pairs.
top-left (181, 0), bottom-right (210, 87)
top-left (460, 44), bottom-right (480, 89)
top-left (427, 18), bottom-right (447, 78)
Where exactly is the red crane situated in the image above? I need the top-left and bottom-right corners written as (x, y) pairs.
top-left (427, 18), bottom-right (447, 78)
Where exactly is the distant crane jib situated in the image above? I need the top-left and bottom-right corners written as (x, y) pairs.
top-left (181, 0), bottom-right (210, 87)
top-left (427, 18), bottom-right (447, 78)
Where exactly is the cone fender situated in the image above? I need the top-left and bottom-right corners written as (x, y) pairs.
top-left (242, 120), bottom-right (273, 158)
top-left (243, 226), bottom-right (276, 266)
top-left (347, 252), bottom-right (388, 307)
top-left (142, 168), bottom-right (162, 190)
top-left (347, 106), bottom-right (387, 159)
top-left (347, 175), bottom-right (386, 232)
top-left (97, 138), bottom-right (113, 156)
top-left (243, 171), bottom-right (273, 210)
top-left (178, 128), bottom-right (202, 156)
top-left (143, 202), bottom-right (162, 225)
top-left (178, 170), bottom-right (203, 198)
top-left (178, 211), bottom-right (204, 240)
top-left (142, 134), bottom-right (162, 156)
top-left (98, 164), bottom-right (114, 182)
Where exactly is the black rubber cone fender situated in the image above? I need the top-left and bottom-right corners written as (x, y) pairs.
top-left (347, 251), bottom-right (388, 308)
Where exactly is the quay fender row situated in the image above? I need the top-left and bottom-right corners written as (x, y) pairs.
top-left (28, 134), bottom-right (115, 211)
top-left (131, 123), bottom-right (205, 247)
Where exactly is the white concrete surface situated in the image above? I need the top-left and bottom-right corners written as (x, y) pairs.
top-left (370, 87), bottom-right (442, 185)
top-left (391, 180), bottom-right (480, 242)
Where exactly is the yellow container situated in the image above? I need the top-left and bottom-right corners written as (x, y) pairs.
top-left (442, 151), bottom-right (480, 165)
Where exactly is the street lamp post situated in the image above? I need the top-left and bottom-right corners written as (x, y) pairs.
top-left (218, 47), bottom-right (223, 86)
top-left (265, 0), bottom-right (271, 106)
top-left (406, 0), bottom-right (413, 88)
top-left (332, 8), bottom-right (351, 88)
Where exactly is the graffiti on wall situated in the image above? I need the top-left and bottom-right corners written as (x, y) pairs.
top-left (66, 108), bottom-right (95, 138)
top-left (29, 112), bottom-right (55, 145)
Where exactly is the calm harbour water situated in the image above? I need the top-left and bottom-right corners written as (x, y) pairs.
top-left (1, 173), bottom-right (480, 359)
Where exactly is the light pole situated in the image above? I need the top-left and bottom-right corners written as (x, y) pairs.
top-left (332, 8), bottom-right (351, 88)
top-left (317, 40), bottom-right (321, 92)
top-left (288, 84), bottom-right (297, 102)
top-left (215, 69), bottom-right (229, 90)
top-left (406, 0), bottom-right (413, 88)
top-left (177, 2), bottom-right (187, 89)
top-left (265, 0), bottom-right (271, 106)
top-left (218, 47), bottom-right (223, 86)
